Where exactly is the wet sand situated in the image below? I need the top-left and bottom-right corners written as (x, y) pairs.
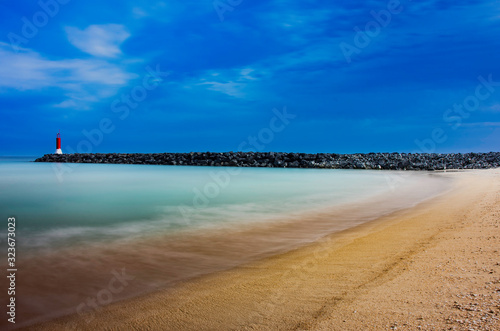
top-left (21, 170), bottom-right (500, 329)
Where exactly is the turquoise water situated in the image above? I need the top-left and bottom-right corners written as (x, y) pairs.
top-left (0, 157), bottom-right (431, 251)
top-left (0, 157), bottom-right (452, 327)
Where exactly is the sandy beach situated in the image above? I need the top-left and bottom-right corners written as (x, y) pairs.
top-left (28, 169), bottom-right (500, 330)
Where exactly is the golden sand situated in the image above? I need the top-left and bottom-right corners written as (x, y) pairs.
top-left (30, 169), bottom-right (500, 330)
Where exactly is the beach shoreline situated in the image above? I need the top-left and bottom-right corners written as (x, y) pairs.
top-left (23, 169), bottom-right (500, 330)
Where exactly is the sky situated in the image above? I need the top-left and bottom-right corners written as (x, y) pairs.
top-left (0, 0), bottom-right (499, 155)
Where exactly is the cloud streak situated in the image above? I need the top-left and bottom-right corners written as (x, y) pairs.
top-left (65, 24), bottom-right (130, 58)
top-left (0, 42), bottom-right (136, 109)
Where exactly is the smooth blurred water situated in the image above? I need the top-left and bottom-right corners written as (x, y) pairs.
top-left (0, 157), bottom-right (454, 328)
top-left (0, 157), bottom-right (411, 250)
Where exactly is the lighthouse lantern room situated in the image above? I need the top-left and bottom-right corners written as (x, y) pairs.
top-left (55, 131), bottom-right (62, 154)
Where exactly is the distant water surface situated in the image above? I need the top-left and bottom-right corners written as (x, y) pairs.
top-left (0, 157), bottom-right (444, 251)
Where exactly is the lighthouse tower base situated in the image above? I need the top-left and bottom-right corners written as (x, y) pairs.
top-left (55, 149), bottom-right (63, 154)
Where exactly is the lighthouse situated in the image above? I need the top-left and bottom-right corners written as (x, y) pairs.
top-left (55, 131), bottom-right (62, 154)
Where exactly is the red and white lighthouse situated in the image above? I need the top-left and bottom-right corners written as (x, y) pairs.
top-left (55, 131), bottom-right (62, 154)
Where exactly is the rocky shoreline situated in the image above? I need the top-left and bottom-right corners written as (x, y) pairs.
top-left (34, 152), bottom-right (500, 171)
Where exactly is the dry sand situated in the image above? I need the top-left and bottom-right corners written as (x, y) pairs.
top-left (29, 169), bottom-right (500, 330)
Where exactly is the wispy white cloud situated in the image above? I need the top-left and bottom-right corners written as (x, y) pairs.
top-left (239, 68), bottom-right (257, 80)
top-left (0, 42), bottom-right (137, 109)
top-left (198, 80), bottom-right (246, 98)
top-left (195, 67), bottom-right (260, 98)
top-left (65, 24), bottom-right (130, 58)
top-left (488, 104), bottom-right (500, 112)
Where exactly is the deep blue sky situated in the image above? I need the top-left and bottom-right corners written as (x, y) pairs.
top-left (0, 0), bottom-right (499, 155)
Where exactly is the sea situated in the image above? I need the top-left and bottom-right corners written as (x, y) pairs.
top-left (0, 156), bottom-right (452, 328)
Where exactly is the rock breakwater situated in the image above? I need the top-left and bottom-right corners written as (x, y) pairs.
top-left (34, 152), bottom-right (500, 171)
